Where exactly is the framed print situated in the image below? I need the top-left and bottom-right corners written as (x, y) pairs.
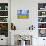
top-left (17, 9), bottom-right (29, 19)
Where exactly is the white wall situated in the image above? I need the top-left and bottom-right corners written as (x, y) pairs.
top-left (11, 0), bottom-right (46, 30)
top-left (11, 0), bottom-right (46, 46)
top-left (11, 0), bottom-right (38, 45)
top-left (11, 0), bottom-right (37, 30)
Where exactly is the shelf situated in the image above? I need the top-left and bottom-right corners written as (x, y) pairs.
top-left (38, 22), bottom-right (46, 23)
top-left (0, 16), bottom-right (8, 17)
top-left (0, 10), bottom-right (8, 11)
top-left (38, 28), bottom-right (46, 29)
top-left (38, 10), bottom-right (46, 11)
top-left (0, 22), bottom-right (8, 23)
top-left (38, 16), bottom-right (46, 17)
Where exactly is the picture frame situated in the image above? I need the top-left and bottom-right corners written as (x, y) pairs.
top-left (17, 9), bottom-right (29, 19)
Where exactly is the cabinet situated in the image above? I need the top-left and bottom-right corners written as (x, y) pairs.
top-left (38, 3), bottom-right (46, 37)
top-left (0, 35), bottom-right (8, 45)
top-left (0, 3), bottom-right (8, 45)
top-left (0, 3), bottom-right (8, 37)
